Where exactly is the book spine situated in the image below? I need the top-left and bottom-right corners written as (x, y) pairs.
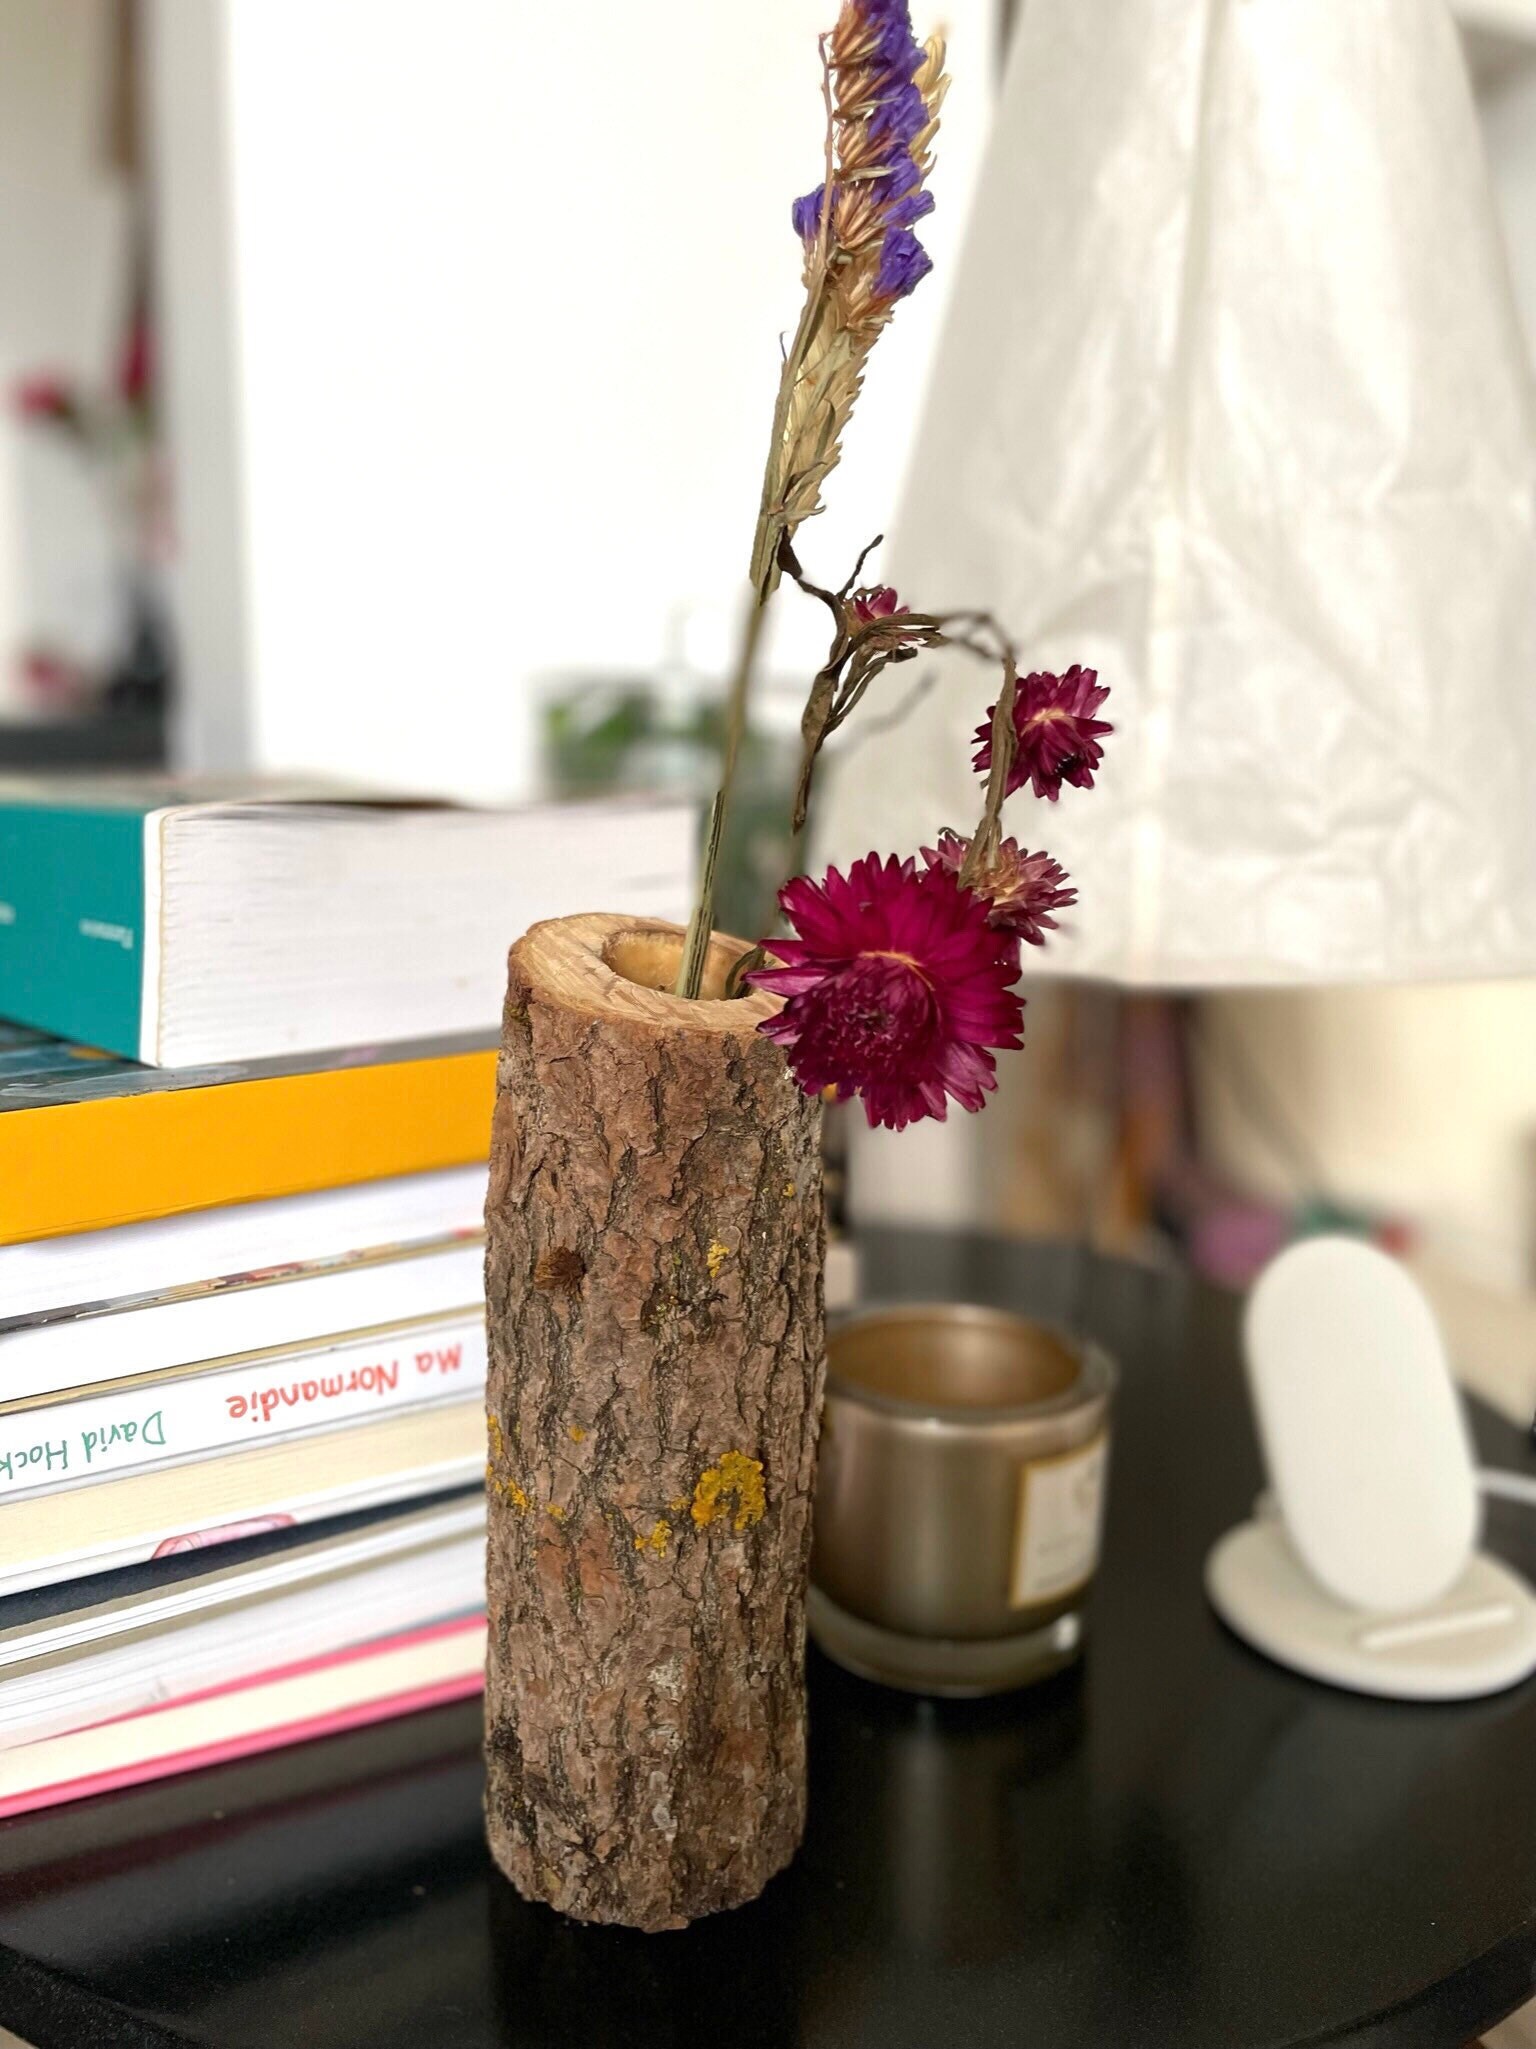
top-left (0, 1617), bottom-right (487, 1818)
top-left (0, 1451), bottom-right (485, 1599)
top-left (0, 803), bottom-right (149, 1059)
top-left (0, 1318), bottom-right (486, 1502)
top-left (2, 1166), bottom-right (489, 1326)
top-left (0, 1239), bottom-right (487, 1395)
top-left (0, 1668), bottom-right (487, 1820)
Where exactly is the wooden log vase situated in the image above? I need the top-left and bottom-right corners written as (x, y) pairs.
top-left (483, 912), bottom-right (826, 1931)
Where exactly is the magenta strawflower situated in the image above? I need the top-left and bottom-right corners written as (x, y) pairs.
top-left (746, 853), bottom-right (1024, 1131)
top-left (921, 830), bottom-right (1076, 946)
top-left (973, 664), bottom-right (1112, 801)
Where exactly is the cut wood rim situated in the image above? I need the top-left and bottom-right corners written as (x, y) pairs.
top-left (509, 912), bottom-right (782, 1035)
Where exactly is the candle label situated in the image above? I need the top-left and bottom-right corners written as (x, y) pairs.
top-left (1011, 1434), bottom-right (1109, 1607)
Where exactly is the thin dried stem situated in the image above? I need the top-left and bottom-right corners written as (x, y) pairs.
top-left (960, 658), bottom-right (1019, 888)
top-left (839, 534), bottom-right (885, 596)
top-left (674, 593), bottom-right (770, 999)
top-left (815, 37), bottom-right (836, 273)
top-left (778, 538), bottom-right (1023, 848)
top-left (724, 944), bottom-right (767, 1000)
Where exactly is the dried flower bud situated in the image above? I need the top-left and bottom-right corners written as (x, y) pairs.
top-left (851, 585), bottom-right (909, 624)
top-left (922, 829), bottom-right (1077, 945)
top-left (973, 665), bottom-right (1113, 802)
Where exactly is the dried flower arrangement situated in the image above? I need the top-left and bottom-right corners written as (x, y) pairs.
top-left (483, 0), bottom-right (1114, 1935)
top-left (671, 0), bottom-right (1112, 1137)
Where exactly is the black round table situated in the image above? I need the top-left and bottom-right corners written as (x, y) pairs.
top-left (1, 1231), bottom-right (1534, 2049)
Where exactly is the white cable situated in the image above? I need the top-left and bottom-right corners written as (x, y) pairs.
top-left (1480, 1468), bottom-right (1536, 1508)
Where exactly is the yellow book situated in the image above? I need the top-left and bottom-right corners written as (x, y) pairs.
top-left (1, 1032), bottom-right (496, 1243)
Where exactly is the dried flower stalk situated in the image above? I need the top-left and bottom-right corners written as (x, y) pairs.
top-left (675, 5), bottom-right (949, 999)
top-left (777, 535), bottom-right (1019, 864)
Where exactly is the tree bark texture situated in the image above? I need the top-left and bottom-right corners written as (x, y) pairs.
top-left (483, 914), bottom-right (826, 1931)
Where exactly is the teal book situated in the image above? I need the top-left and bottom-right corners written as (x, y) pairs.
top-left (0, 778), bottom-right (697, 1068)
top-left (0, 776), bottom-right (333, 1062)
top-left (0, 779), bottom-right (174, 1062)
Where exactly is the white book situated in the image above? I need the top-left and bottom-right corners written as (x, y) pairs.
top-left (0, 1239), bottom-right (484, 1401)
top-left (0, 1313), bottom-right (486, 1501)
top-left (145, 793), bottom-right (696, 1066)
top-left (0, 1617), bottom-right (488, 1813)
top-left (0, 1166), bottom-right (488, 1325)
top-left (0, 1397), bottom-right (484, 1595)
top-left (0, 782), bottom-right (697, 1066)
top-left (0, 1495), bottom-right (487, 1749)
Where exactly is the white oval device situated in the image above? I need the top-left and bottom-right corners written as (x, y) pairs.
top-left (1243, 1236), bottom-right (1479, 1614)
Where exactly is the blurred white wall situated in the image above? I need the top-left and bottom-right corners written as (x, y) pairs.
top-left (149, 0), bottom-right (998, 795)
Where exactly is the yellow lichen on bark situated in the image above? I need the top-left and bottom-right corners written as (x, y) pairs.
top-left (707, 1239), bottom-right (730, 1279)
top-left (487, 1416), bottom-right (530, 1512)
top-left (634, 1520), bottom-right (671, 1556)
top-left (568, 1425), bottom-right (587, 1442)
top-left (691, 1451), bottom-right (767, 1533)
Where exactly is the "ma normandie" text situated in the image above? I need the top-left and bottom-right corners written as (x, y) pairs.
top-left (226, 1343), bottom-right (465, 1425)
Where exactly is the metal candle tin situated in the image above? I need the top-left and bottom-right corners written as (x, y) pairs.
top-left (809, 1303), bottom-right (1116, 1696)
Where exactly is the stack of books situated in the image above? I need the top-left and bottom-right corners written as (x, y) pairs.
top-left (0, 781), bottom-right (695, 1814)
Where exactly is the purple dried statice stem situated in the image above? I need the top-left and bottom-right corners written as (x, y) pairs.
top-left (674, 44), bottom-right (841, 1001)
top-left (676, 11), bottom-right (946, 999)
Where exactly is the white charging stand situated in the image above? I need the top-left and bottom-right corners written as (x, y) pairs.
top-left (1205, 1236), bottom-right (1536, 1701)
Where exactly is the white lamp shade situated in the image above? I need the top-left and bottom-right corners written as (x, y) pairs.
top-left (819, 0), bottom-right (1536, 987)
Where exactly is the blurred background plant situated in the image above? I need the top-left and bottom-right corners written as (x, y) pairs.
top-left (539, 662), bottom-right (801, 945)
